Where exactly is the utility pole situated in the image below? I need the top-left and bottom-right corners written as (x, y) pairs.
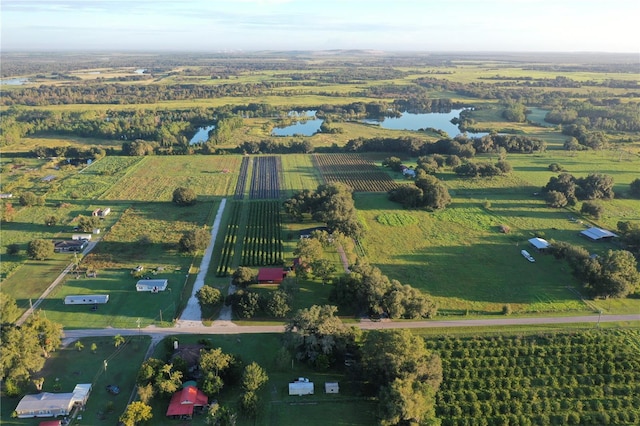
top-left (136, 318), bottom-right (141, 339)
top-left (159, 309), bottom-right (163, 324)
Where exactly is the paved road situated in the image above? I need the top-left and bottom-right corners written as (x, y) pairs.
top-left (62, 313), bottom-right (640, 342)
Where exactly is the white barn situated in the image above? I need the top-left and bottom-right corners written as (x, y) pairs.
top-left (528, 237), bottom-right (550, 251)
top-left (64, 295), bottom-right (109, 305)
top-left (15, 384), bottom-right (91, 419)
top-left (289, 378), bottom-right (314, 396)
top-left (71, 234), bottom-right (92, 241)
top-left (580, 227), bottom-right (618, 241)
top-left (136, 279), bottom-right (168, 292)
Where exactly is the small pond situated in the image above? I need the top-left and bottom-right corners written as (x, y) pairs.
top-left (0, 78), bottom-right (29, 85)
top-left (272, 110), bottom-right (323, 137)
top-left (362, 109), bottom-right (487, 138)
top-left (189, 125), bottom-right (215, 144)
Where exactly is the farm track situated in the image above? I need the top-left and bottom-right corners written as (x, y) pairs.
top-left (312, 153), bottom-right (399, 192)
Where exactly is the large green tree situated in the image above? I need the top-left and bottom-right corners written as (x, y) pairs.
top-left (588, 250), bottom-right (640, 298)
top-left (285, 305), bottom-right (359, 367)
top-left (172, 186), bottom-right (197, 206)
top-left (119, 401), bottom-right (153, 426)
top-left (179, 228), bottom-right (210, 253)
top-left (27, 239), bottom-right (53, 260)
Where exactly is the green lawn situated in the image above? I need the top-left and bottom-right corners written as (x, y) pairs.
top-left (0, 336), bottom-right (151, 426)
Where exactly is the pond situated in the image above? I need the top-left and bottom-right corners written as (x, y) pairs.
top-left (362, 109), bottom-right (487, 138)
top-left (272, 111), bottom-right (323, 137)
top-left (189, 125), bottom-right (215, 144)
top-left (0, 78), bottom-right (29, 85)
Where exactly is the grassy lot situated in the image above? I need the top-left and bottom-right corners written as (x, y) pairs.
top-left (0, 336), bottom-right (151, 426)
top-left (143, 333), bottom-right (377, 426)
top-left (101, 156), bottom-right (241, 201)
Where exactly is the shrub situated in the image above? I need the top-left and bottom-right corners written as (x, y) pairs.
top-left (172, 187), bottom-right (197, 206)
top-left (28, 239), bottom-right (52, 260)
top-left (581, 201), bottom-right (604, 219)
top-left (502, 304), bottom-right (512, 315)
top-left (546, 191), bottom-right (568, 208)
top-left (548, 163), bottom-right (564, 172)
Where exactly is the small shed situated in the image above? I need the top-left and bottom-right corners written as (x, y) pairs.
top-left (325, 382), bottom-right (339, 394)
top-left (72, 234), bottom-right (92, 241)
top-left (257, 268), bottom-right (286, 284)
top-left (528, 237), bottom-right (550, 251)
top-left (289, 379), bottom-right (314, 396)
top-left (580, 227), bottom-right (618, 241)
top-left (136, 279), bottom-right (168, 292)
top-left (298, 226), bottom-right (329, 239)
top-left (64, 295), bottom-right (109, 305)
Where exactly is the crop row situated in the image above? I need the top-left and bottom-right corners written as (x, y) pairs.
top-left (428, 330), bottom-right (640, 424)
top-left (312, 153), bottom-right (398, 192)
top-left (241, 201), bottom-right (283, 266)
top-left (249, 156), bottom-right (282, 199)
top-left (233, 156), bottom-right (251, 200)
top-left (216, 201), bottom-right (242, 276)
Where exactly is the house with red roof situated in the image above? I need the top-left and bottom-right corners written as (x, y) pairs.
top-left (166, 385), bottom-right (208, 419)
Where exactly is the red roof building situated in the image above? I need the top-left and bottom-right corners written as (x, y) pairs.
top-left (166, 386), bottom-right (208, 418)
top-left (257, 268), bottom-right (286, 284)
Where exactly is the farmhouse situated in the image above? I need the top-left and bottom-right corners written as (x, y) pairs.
top-left (580, 227), bottom-right (618, 241)
top-left (166, 385), bottom-right (208, 419)
top-left (64, 295), bottom-right (109, 305)
top-left (136, 279), bottom-right (168, 292)
top-left (14, 384), bottom-right (91, 419)
top-left (289, 378), bottom-right (314, 396)
top-left (257, 268), bottom-right (286, 284)
top-left (528, 237), bottom-right (550, 251)
top-left (53, 240), bottom-right (87, 253)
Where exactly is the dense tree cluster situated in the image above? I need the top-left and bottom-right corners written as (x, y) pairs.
top-left (333, 261), bottom-right (437, 319)
top-left (284, 183), bottom-right (364, 239)
top-left (361, 330), bottom-right (442, 425)
top-left (1, 309), bottom-right (62, 395)
top-left (238, 139), bottom-right (314, 154)
top-left (617, 221), bottom-right (640, 257)
top-left (502, 102), bottom-right (528, 122)
top-left (542, 173), bottom-right (614, 206)
top-left (550, 242), bottom-right (640, 298)
top-left (388, 172), bottom-right (451, 210)
top-left (172, 187), bottom-right (198, 206)
top-left (285, 305), bottom-right (360, 369)
top-left (179, 228), bottom-right (209, 253)
top-left (454, 160), bottom-right (512, 177)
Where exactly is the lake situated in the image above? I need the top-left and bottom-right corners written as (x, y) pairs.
top-left (189, 125), bottom-right (215, 144)
top-left (362, 109), bottom-right (487, 138)
top-left (272, 110), bottom-right (323, 137)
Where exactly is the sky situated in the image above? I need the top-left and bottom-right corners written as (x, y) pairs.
top-left (1, 0), bottom-right (639, 52)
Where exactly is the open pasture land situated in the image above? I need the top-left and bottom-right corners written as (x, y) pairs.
top-left (312, 153), bottom-right (400, 192)
top-left (429, 329), bottom-right (640, 425)
top-left (101, 155), bottom-right (242, 201)
top-left (357, 193), bottom-right (590, 315)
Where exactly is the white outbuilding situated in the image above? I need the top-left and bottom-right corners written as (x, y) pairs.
top-left (136, 279), bottom-right (168, 292)
top-left (14, 384), bottom-right (92, 418)
top-left (64, 295), bottom-right (109, 305)
top-left (289, 378), bottom-right (314, 396)
top-left (528, 237), bottom-right (550, 251)
top-left (324, 382), bottom-right (339, 394)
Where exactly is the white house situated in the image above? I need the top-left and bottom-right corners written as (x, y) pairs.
top-left (136, 279), bottom-right (168, 292)
top-left (289, 378), bottom-right (314, 396)
top-left (64, 295), bottom-right (109, 305)
top-left (14, 384), bottom-right (91, 418)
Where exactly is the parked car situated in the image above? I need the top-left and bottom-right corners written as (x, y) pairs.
top-left (106, 384), bottom-right (120, 395)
